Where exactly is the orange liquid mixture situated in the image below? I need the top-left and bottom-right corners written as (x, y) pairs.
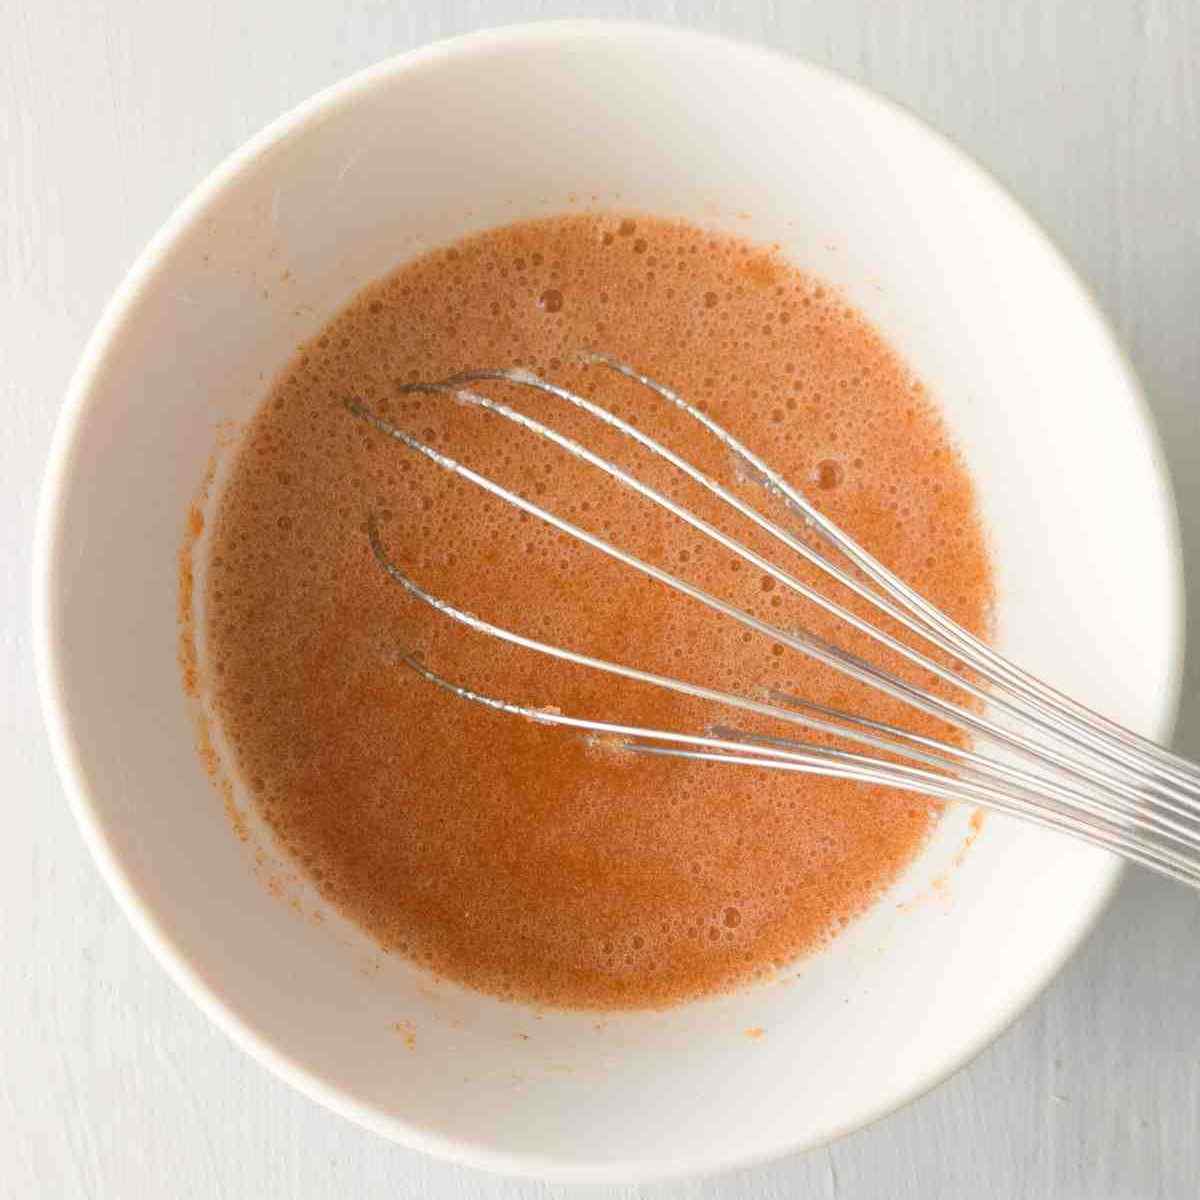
top-left (200, 214), bottom-right (992, 1009)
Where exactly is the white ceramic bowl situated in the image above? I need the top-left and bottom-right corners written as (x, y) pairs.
top-left (35, 21), bottom-right (1183, 1183)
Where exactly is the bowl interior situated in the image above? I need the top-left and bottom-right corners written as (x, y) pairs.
top-left (37, 23), bottom-right (1181, 1182)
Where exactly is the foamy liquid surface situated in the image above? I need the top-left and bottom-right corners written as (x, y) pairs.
top-left (199, 214), bottom-right (993, 1009)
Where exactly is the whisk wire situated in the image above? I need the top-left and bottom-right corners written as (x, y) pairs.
top-left (352, 382), bottom-right (1197, 825)
top-left (367, 514), bottom-right (1200, 872)
top-left (400, 652), bottom-right (1200, 889)
top-left (346, 357), bottom-right (1200, 890)
top-left (436, 364), bottom-right (1199, 808)
top-left (596, 353), bottom-right (1200, 792)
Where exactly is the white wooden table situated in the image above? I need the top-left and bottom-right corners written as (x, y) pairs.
top-left (4, 2), bottom-right (1198, 1196)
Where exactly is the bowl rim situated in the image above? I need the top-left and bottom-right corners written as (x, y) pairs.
top-left (32, 17), bottom-right (1186, 1184)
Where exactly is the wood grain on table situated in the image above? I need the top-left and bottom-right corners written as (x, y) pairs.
top-left (3, 2), bottom-right (1198, 1196)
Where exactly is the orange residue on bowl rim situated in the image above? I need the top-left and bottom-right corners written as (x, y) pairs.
top-left (178, 453), bottom-right (248, 844)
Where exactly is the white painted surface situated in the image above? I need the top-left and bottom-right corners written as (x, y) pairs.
top-left (4, 1), bottom-right (1198, 1196)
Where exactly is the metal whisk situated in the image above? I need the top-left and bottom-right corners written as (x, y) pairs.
top-left (346, 355), bottom-right (1200, 889)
